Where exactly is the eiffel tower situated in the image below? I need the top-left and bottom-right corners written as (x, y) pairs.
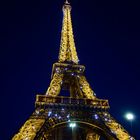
top-left (13, 1), bottom-right (135, 140)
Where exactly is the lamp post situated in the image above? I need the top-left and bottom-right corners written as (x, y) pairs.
top-left (69, 122), bottom-right (76, 140)
top-left (125, 112), bottom-right (135, 136)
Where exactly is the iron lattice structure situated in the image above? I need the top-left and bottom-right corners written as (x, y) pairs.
top-left (13, 1), bottom-right (135, 140)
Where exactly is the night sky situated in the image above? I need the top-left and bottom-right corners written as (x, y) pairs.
top-left (0, 0), bottom-right (140, 139)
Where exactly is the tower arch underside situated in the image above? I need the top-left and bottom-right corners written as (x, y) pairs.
top-left (35, 118), bottom-right (117, 140)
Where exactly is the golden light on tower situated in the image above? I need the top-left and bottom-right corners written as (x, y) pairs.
top-left (12, 1), bottom-right (135, 140)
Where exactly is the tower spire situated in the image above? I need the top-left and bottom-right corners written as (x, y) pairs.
top-left (58, 0), bottom-right (79, 64)
top-left (65, 0), bottom-right (69, 4)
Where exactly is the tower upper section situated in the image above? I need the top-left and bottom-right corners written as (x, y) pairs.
top-left (58, 0), bottom-right (79, 64)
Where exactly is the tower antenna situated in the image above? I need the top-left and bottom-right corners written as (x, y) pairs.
top-left (65, 0), bottom-right (69, 4)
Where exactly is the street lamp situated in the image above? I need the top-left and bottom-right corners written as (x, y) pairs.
top-left (69, 122), bottom-right (77, 140)
top-left (125, 112), bottom-right (135, 136)
top-left (69, 122), bottom-right (76, 128)
top-left (125, 113), bottom-right (134, 121)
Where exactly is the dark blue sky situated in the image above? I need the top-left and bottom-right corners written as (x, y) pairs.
top-left (0, 0), bottom-right (140, 139)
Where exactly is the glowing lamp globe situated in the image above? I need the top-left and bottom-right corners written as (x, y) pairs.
top-left (125, 113), bottom-right (134, 121)
top-left (69, 122), bottom-right (76, 128)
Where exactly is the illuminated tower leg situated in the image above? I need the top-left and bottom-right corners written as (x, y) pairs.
top-left (12, 119), bottom-right (45, 140)
top-left (99, 112), bottom-right (135, 140)
top-left (46, 73), bottom-right (63, 96)
top-left (79, 76), bottom-right (96, 99)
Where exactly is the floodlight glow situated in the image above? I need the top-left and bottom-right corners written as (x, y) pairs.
top-left (69, 122), bottom-right (76, 128)
top-left (125, 113), bottom-right (134, 121)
